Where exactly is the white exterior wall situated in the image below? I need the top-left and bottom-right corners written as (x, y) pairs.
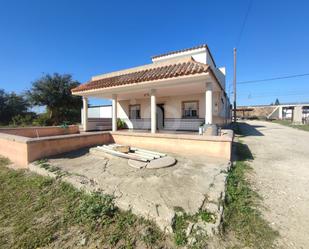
top-left (81, 105), bottom-right (112, 131)
top-left (117, 92), bottom-right (227, 130)
top-left (152, 48), bottom-right (225, 90)
top-left (83, 106), bottom-right (112, 118)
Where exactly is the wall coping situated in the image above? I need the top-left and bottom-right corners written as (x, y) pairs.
top-left (0, 131), bottom-right (110, 144)
top-left (25, 131), bottom-right (110, 144)
top-left (0, 133), bottom-right (30, 143)
top-left (0, 129), bottom-right (233, 144)
top-left (0, 125), bottom-right (78, 131)
top-left (111, 130), bottom-right (233, 142)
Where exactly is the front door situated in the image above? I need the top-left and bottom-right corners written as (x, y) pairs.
top-left (156, 104), bottom-right (164, 130)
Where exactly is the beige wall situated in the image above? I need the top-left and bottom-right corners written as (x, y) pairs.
top-left (0, 130), bottom-right (232, 168)
top-left (27, 133), bottom-right (112, 163)
top-left (0, 125), bottom-right (79, 138)
top-left (0, 132), bottom-right (112, 168)
top-left (112, 132), bottom-right (232, 160)
top-left (0, 136), bottom-right (29, 167)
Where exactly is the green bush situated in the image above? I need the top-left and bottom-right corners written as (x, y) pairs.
top-left (59, 121), bottom-right (70, 128)
top-left (10, 113), bottom-right (37, 126)
top-left (32, 113), bottom-right (52, 126)
top-left (117, 118), bottom-right (126, 129)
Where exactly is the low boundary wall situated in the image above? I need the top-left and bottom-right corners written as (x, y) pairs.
top-left (0, 132), bottom-right (112, 168)
top-left (0, 125), bottom-right (79, 138)
top-left (0, 129), bottom-right (233, 168)
top-left (111, 130), bottom-right (233, 160)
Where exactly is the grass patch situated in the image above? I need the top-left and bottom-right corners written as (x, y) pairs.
top-left (0, 157), bottom-right (167, 249)
top-left (35, 159), bottom-right (67, 177)
top-left (172, 207), bottom-right (215, 248)
top-left (271, 119), bottom-right (309, 132)
top-left (223, 136), bottom-right (279, 248)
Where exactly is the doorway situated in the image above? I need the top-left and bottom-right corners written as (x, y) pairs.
top-left (156, 104), bottom-right (165, 130)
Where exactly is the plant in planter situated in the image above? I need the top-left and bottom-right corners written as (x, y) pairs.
top-left (117, 119), bottom-right (126, 129)
top-left (199, 121), bottom-right (205, 135)
top-left (60, 121), bottom-right (69, 129)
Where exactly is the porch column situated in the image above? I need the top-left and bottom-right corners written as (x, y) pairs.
top-left (205, 82), bottom-right (213, 124)
top-left (112, 94), bottom-right (117, 132)
top-left (150, 89), bottom-right (156, 133)
top-left (82, 96), bottom-right (88, 132)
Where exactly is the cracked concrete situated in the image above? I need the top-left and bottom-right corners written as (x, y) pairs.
top-left (29, 148), bottom-right (230, 233)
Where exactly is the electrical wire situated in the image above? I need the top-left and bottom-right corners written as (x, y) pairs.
top-left (236, 0), bottom-right (253, 48)
top-left (238, 73), bottom-right (309, 84)
top-left (238, 93), bottom-right (309, 99)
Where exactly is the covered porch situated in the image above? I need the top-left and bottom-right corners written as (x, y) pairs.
top-left (80, 73), bottom-right (226, 134)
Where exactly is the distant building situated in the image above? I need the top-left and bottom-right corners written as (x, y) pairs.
top-left (81, 105), bottom-right (112, 130)
top-left (236, 103), bottom-right (309, 124)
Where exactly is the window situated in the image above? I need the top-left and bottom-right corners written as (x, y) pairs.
top-left (129, 104), bottom-right (141, 119)
top-left (182, 101), bottom-right (199, 118)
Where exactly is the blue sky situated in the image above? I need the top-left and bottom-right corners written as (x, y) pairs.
top-left (0, 0), bottom-right (309, 106)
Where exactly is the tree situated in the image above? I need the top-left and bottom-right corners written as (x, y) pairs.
top-left (275, 98), bottom-right (280, 105)
top-left (0, 89), bottom-right (30, 125)
top-left (27, 73), bottom-right (82, 125)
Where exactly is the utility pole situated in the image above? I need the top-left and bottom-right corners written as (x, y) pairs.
top-left (233, 48), bottom-right (237, 122)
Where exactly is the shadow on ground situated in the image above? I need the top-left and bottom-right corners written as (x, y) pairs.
top-left (233, 122), bottom-right (264, 137)
top-left (231, 142), bottom-right (254, 162)
top-left (49, 147), bottom-right (90, 159)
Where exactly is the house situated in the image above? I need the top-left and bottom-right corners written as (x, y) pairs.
top-left (72, 44), bottom-right (231, 134)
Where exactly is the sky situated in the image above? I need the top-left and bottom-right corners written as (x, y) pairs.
top-left (0, 0), bottom-right (309, 107)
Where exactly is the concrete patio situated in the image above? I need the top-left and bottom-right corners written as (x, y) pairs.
top-left (29, 147), bottom-right (230, 233)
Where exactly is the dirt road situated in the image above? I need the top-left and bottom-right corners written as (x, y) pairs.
top-left (239, 121), bottom-right (309, 249)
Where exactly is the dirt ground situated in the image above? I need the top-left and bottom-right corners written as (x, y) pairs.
top-left (238, 121), bottom-right (309, 249)
top-left (30, 148), bottom-right (230, 234)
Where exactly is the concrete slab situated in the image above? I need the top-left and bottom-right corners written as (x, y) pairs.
top-left (128, 159), bottom-right (147, 169)
top-left (146, 156), bottom-right (176, 169)
top-left (29, 148), bottom-right (230, 233)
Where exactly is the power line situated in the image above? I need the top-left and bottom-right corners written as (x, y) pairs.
top-left (238, 92), bottom-right (309, 97)
top-left (236, 0), bottom-right (253, 48)
top-left (238, 93), bottom-right (309, 99)
top-left (238, 73), bottom-right (309, 84)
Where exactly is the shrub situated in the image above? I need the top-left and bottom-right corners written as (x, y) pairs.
top-left (117, 118), bottom-right (126, 129)
top-left (32, 113), bottom-right (52, 126)
top-left (10, 113), bottom-right (37, 126)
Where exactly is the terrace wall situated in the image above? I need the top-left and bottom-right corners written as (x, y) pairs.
top-left (111, 130), bottom-right (233, 160)
top-left (0, 129), bottom-right (233, 168)
top-left (0, 125), bottom-right (79, 138)
top-left (0, 131), bottom-right (112, 168)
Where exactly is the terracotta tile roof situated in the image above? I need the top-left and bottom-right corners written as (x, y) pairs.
top-left (72, 57), bottom-right (210, 93)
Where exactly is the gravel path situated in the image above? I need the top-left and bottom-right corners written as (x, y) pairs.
top-left (239, 121), bottom-right (309, 249)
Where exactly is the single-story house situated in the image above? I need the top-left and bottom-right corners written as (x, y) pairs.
top-left (72, 44), bottom-right (231, 133)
